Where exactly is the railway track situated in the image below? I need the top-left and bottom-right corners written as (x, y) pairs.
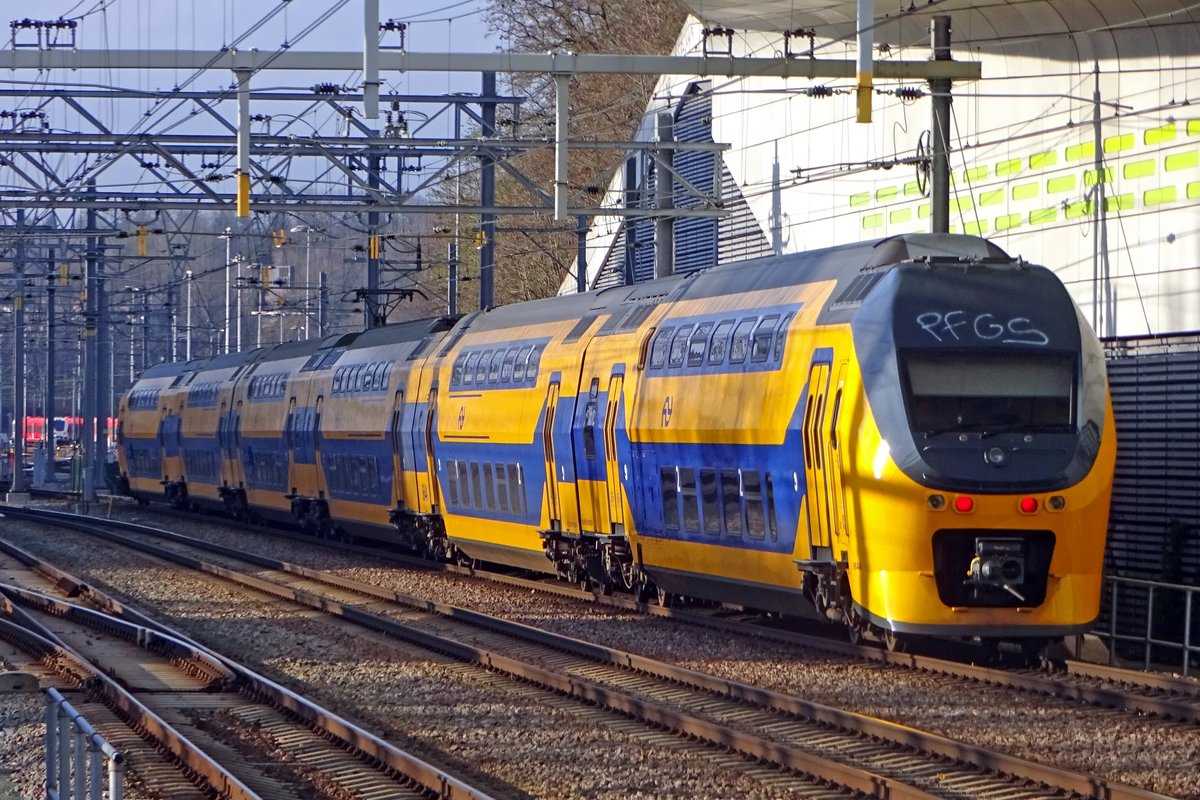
top-left (0, 504), bottom-right (1178, 800)
top-left (87, 500), bottom-right (1200, 726)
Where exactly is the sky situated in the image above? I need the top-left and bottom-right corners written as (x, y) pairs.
top-left (8, 0), bottom-right (501, 137)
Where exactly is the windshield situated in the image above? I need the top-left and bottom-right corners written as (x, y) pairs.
top-left (903, 353), bottom-right (1075, 434)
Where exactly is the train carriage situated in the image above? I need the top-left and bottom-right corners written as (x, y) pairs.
top-left (118, 233), bottom-right (1115, 646)
top-left (317, 318), bottom-right (457, 545)
top-left (116, 360), bottom-right (192, 501)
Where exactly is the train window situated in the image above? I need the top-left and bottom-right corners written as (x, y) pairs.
top-left (801, 394), bottom-right (815, 469)
top-left (526, 346), bottom-right (542, 378)
top-left (700, 469), bottom-right (720, 535)
top-left (488, 351), bottom-right (503, 383)
top-left (743, 470), bottom-right (766, 538)
top-left (363, 364), bottom-right (377, 391)
top-left (446, 460), bottom-right (460, 507)
top-left (688, 322), bottom-right (713, 367)
top-left (463, 352), bottom-right (479, 385)
top-left (649, 327), bottom-right (673, 369)
top-left (669, 325), bottom-right (693, 368)
top-left (501, 349), bottom-right (518, 382)
top-left (661, 467), bottom-right (680, 531)
top-left (752, 315), bottom-right (780, 362)
top-left (352, 365), bottom-right (365, 393)
top-left (903, 353), bottom-right (1074, 434)
top-left (513, 346), bottom-right (532, 381)
top-left (729, 319), bottom-right (756, 364)
top-left (495, 463), bottom-right (510, 513)
top-left (583, 397), bottom-right (598, 460)
top-left (765, 472), bottom-right (778, 540)
top-left (475, 352), bottom-right (491, 383)
top-left (469, 462), bottom-right (483, 510)
top-left (679, 467), bottom-right (700, 532)
top-left (333, 369), bottom-right (344, 393)
top-left (483, 463), bottom-right (497, 509)
top-left (452, 354), bottom-right (467, 385)
top-left (721, 469), bottom-right (742, 535)
top-left (508, 464), bottom-right (523, 514)
top-left (774, 313), bottom-right (794, 361)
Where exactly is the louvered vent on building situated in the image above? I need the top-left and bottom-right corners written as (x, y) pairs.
top-left (1101, 334), bottom-right (1200, 657)
top-left (671, 83), bottom-right (718, 274)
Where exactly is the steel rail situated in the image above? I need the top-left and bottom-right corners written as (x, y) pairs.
top-left (3, 506), bottom-right (1178, 800)
top-left (26, 500), bottom-right (1200, 720)
top-left (0, 570), bottom-right (498, 800)
top-left (0, 590), bottom-right (262, 800)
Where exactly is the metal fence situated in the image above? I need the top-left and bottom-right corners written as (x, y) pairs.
top-left (45, 688), bottom-right (124, 800)
top-left (1094, 575), bottom-right (1198, 676)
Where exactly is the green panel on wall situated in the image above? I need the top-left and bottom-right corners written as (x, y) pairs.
top-left (995, 213), bottom-right (1022, 231)
top-left (1046, 175), bottom-right (1076, 193)
top-left (1143, 186), bottom-right (1177, 206)
top-left (1123, 160), bottom-right (1156, 179)
top-left (1145, 124), bottom-right (1176, 145)
top-left (1066, 142), bottom-right (1095, 161)
top-left (1012, 182), bottom-right (1039, 200)
top-left (1165, 152), bottom-right (1198, 172)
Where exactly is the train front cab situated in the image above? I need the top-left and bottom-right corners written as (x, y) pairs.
top-left (840, 257), bottom-right (1116, 640)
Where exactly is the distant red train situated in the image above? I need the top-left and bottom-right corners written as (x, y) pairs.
top-left (9, 416), bottom-right (114, 450)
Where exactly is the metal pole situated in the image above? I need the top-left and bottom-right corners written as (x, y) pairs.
top-left (319, 272), bottom-right (328, 336)
top-left (447, 239), bottom-right (459, 316)
top-left (367, 156), bottom-right (382, 328)
top-left (235, 69), bottom-right (251, 217)
top-left (236, 256), bottom-right (242, 351)
top-left (223, 229), bottom-right (232, 354)
top-left (10, 209), bottom-right (28, 496)
top-left (654, 112), bottom-right (674, 279)
top-left (553, 72), bottom-right (570, 219)
top-left (479, 70), bottom-right (497, 309)
top-left (363, 0), bottom-right (380, 120)
top-left (1092, 61), bottom-right (1111, 337)
top-left (81, 197), bottom-right (97, 506)
top-left (44, 697), bottom-right (57, 798)
top-left (94, 237), bottom-right (110, 493)
top-left (623, 158), bottom-right (638, 286)
top-left (576, 214), bottom-right (588, 294)
top-left (929, 15), bottom-right (952, 234)
top-left (303, 230), bottom-right (311, 339)
top-left (45, 246), bottom-right (58, 484)
top-left (185, 270), bottom-right (193, 359)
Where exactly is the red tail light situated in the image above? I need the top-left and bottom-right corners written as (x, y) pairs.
top-left (954, 496), bottom-right (974, 513)
top-left (1020, 497), bottom-right (1038, 514)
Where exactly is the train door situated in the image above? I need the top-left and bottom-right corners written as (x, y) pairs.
top-left (284, 397), bottom-right (297, 475)
top-left (423, 387), bottom-right (441, 511)
top-left (312, 396), bottom-right (326, 497)
top-left (604, 373), bottom-right (625, 533)
top-left (825, 362), bottom-right (850, 558)
top-left (802, 362), bottom-right (833, 556)
top-left (389, 390), bottom-right (405, 508)
top-left (542, 380), bottom-right (562, 527)
top-left (217, 401), bottom-right (234, 488)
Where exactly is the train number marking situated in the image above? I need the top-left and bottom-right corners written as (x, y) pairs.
top-left (915, 311), bottom-right (1049, 346)
top-left (661, 396), bottom-right (673, 428)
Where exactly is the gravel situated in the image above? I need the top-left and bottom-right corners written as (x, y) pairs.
top-left (4, 502), bottom-right (1198, 799)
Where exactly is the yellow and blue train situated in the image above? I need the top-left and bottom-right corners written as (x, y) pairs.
top-left (117, 233), bottom-right (1116, 647)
